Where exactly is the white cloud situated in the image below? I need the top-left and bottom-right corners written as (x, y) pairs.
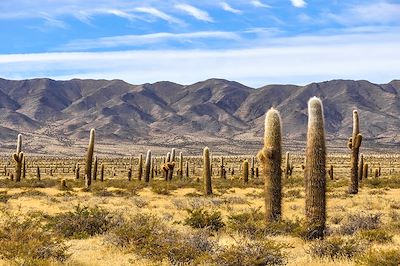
top-left (250, 0), bottom-right (271, 8)
top-left (220, 2), bottom-right (242, 14)
top-left (328, 2), bottom-right (400, 25)
top-left (175, 4), bottom-right (214, 22)
top-left (63, 31), bottom-right (241, 50)
top-left (135, 7), bottom-right (183, 24)
top-left (1, 29), bottom-right (399, 87)
top-left (290, 0), bottom-right (306, 8)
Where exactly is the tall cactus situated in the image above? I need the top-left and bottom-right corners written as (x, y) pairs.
top-left (22, 157), bottom-right (26, 179)
top-left (75, 163), bottom-right (80, 179)
top-left (138, 154), bottom-right (143, 181)
top-left (144, 150), bottom-right (151, 182)
top-left (93, 156), bottom-right (98, 181)
top-left (84, 129), bottom-right (95, 187)
top-left (243, 160), bottom-right (249, 183)
top-left (100, 163), bottom-right (104, 182)
top-left (13, 134), bottom-right (24, 182)
top-left (304, 97), bottom-right (326, 239)
top-left (220, 156), bottom-right (226, 179)
top-left (185, 161), bottom-right (189, 178)
top-left (203, 147), bottom-right (212, 195)
top-left (285, 152), bottom-right (294, 178)
top-left (358, 153), bottom-right (364, 181)
top-left (363, 163), bottom-right (368, 179)
top-left (348, 110), bottom-right (362, 194)
top-left (250, 157), bottom-right (255, 178)
top-left (178, 152), bottom-right (183, 179)
top-left (257, 108), bottom-right (282, 223)
top-left (167, 148), bottom-right (176, 181)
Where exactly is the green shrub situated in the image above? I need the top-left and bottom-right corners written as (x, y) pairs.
top-left (107, 213), bottom-right (216, 265)
top-left (214, 240), bottom-right (287, 266)
top-left (356, 229), bottom-right (393, 244)
top-left (0, 211), bottom-right (69, 265)
top-left (356, 248), bottom-right (400, 266)
top-left (306, 236), bottom-right (365, 260)
top-left (184, 208), bottom-right (225, 231)
top-left (47, 204), bottom-right (118, 239)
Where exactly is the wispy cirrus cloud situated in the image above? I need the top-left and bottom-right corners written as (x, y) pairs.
top-left (290, 0), bottom-right (306, 8)
top-left (62, 31), bottom-right (241, 50)
top-left (175, 4), bottom-right (214, 22)
top-left (135, 7), bottom-right (183, 25)
top-left (250, 0), bottom-right (271, 8)
top-left (220, 2), bottom-right (242, 14)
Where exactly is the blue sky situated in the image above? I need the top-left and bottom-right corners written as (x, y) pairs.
top-left (0, 0), bottom-right (399, 87)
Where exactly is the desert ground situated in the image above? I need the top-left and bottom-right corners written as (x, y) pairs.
top-left (0, 153), bottom-right (399, 266)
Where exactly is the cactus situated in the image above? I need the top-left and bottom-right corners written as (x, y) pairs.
top-left (375, 169), bottom-right (379, 178)
top-left (13, 134), bottom-right (24, 182)
top-left (363, 163), bottom-right (368, 179)
top-left (144, 150), bottom-right (151, 182)
top-left (243, 160), bottom-right (249, 183)
top-left (150, 158), bottom-right (155, 180)
top-left (257, 108), bottom-right (282, 223)
top-left (84, 129), bottom-right (95, 187)
top-left (304, 97), bottom-right (326, 239)
top-left (358, 154), bottom-right (364, 181)
top-left (178, 152), bottom-right (183, 179)
top-left (22, 157), bottom-right (26, 179)
top-left (378, 165), bottom-right (381, 177)
top-left (100, 163), bottom-right (104, 182)
top-left (60, 179), bottom-right (67, 189)
top-left (138, 154), bottom-right (143, 181)
top-left (250, 157), bottom-right (255, 178)
top-left (37, 166), bottom-right (41, 180)
top-left (220, 156), bottom-right (226, 179)
top-left (186, 161), bottom-right (189, 178)
top-left (285, 152), bottom-right (294, 178)
top-left (328, 165), bottom-right (334, 180)
top-left (93, 156), bottom-right (98, 181)
top-left (167, 148), bottom-right (176, 181)
top-left (203, 147), bottom-right (212, 195)
top-left (75, 163), bottom-right (80, 179)
top-left (348, 110), bottom-right (362, 194)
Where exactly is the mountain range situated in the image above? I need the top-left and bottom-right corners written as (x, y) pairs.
top-left (0, 77), bottom-right (399, 155)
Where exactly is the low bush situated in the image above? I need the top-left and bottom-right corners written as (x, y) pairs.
top-left (356, 229), bottom-right (393, 244)
top-left (306, 236), bottom-right (366, 260)
top-left (338, 212), bottom-right (381, 235)
top-left (184, 208), bottom-right (225, 231)
top-left (356, 248), bottom-right (400, 266)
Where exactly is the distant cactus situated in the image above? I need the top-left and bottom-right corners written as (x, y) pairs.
top-left (93, 156), bottom-right (98, 181)
top-left (178, 152), bottom-right (183, 179)
top-left (348, 110), bottom-right (362, 194)
top-left (84, 129), bottom-right (95, 187)
top-left (378, 164), bottom-right (381, 177)
top-left (304, 97), bottom-right (326, 239)
top-left (13, 134), bottom-right (24, 182)
top-left (37, 166), bottom-right (41, 180)
top-left (60, 179), bottom-right (67, 189)
top-left (358, 154), bottom-right (364, 181)
top-left (285, 152), bottom-right (294, 178)
top-left (250, 157), bottom-right (255, 178)
top-left (220, 156), bottom-right (226, 179)
top-left (144, 150), bottom-right (151, 182)
top-left (363, 163), bottom-right (368, 179)
top-left (375, 169), bottom-right (379, 178)
top-left (257, 108), bottom-right (282, 223)
top-left (243, 160), bottom-right (249, 183)
top-left (22, 157), bottom-right (26, 179)
top-left (203, 147), bottom-right (212, 195)
top-left (185, 161), bottom-right (189, 178)
top-left (75, 163), bottom-right (80, 179)
top-left (100, 163), bottom-right (104, 182)
top-left (167, 148), bottom-right (176, 181)
top-left (328, 165), bottom-right (334, 180)
top-left (138, 154), bottom-right (143, 181)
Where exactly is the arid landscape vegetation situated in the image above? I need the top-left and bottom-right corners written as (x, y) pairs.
top-left (1, 95), bottom-right (400, 266)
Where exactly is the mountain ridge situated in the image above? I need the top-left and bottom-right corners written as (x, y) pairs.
top-left (0, 77), bottom-right (399, 155)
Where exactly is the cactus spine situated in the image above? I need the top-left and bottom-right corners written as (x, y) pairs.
top-left (203, 147), bottom-right (212, 195)
top-left (144, 150), bottom-right (151, 182)
top-left (257, 108), bottom-right (282, 223)
top-left (138, 154), bottom-right (143, 181)
top-left (348, 110), bottom-right (362, 194)
top-left (304, 97), bottom-right (326, 239)
top-left (243, 160), bottom-right (249, 183)
top-left (84, 129), bottom-right (95, 187)
top-left (13, 134), bottom-right (24, 182)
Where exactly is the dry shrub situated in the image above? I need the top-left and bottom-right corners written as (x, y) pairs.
top-left (356, 248), bottom-right (400, 266)
top-left (306, 236), bottom-right (366, 260)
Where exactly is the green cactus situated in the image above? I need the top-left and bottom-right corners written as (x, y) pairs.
top-left (13, 134), bottom-right (24, 182)
top-left (138, 154), bottom-right (143, 181)
top-left (100, 163), bottom-right (104, 182)
top-left (358, 154), bottom-right (364, 181)
top-left (84, 129), bottom-right (95, 187)
top-left (348, 110), bottom-right (362, 194)
top-left (93, 156), bottom-right (98, 181)
top-left (203, 147), bottom-right (212, 195)
top-left (257, 108), bottom-right (282, 223)
top-left (144, 150), bottom-right (151, 182)
top-left (167, 149), bottom-right (176, 181)
top-left (243, 160), bottom-right (249, 183)
top-left (304, 97), bottom-right (326, 239)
